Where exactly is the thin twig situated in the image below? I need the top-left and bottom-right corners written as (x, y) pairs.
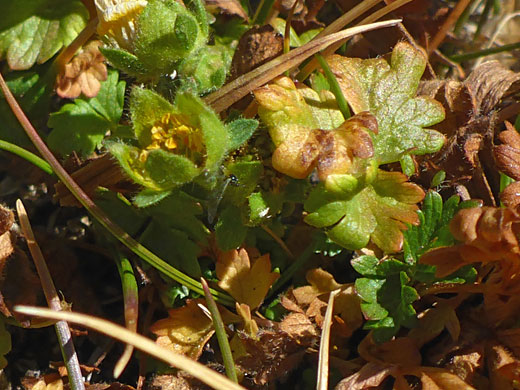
top-left (428, 0), bottom-right (472, 55)
top-left (16, 200), bottom-right (85, 390)
top-left (14, 306), bottom-right (247, 390)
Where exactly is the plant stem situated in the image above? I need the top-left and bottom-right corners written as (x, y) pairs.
top-left (0, 71), bottom-right (234, 307)
top-left (201, 278), bottom-right (238, 383)
top-left (112, 250), bottom-right (139, 378)
top-left (315, 53), bottom-right (351, 119)
top-left (0, 140), bottom-right (53, 175)
top-left (449, 42), bottom-right (520, 62)
top-left (16, 200), bottom-right (85, 390)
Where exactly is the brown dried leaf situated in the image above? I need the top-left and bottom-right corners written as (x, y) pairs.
top-left (358, 336), bottom-right (421, 368)
top-left (216, 249), bottom-right (279, 309)
top-left (420, 206), bottom-right (520, 278)
top-left (205, 0), bottom-right (248, 20)
top-left (335, 362), bottom-right (396, 390)
top-left (465, 61), bottom-right (520, 116)
top-left (235, 329), bottom-right (306, 386)
top-left (56, 40), bottom-right (108, 99)
top-left (494, 121), bottom-right (520, 181)
top-left (414, 367), bottom-right (476, 390)
top-left (486, 341), bottom-right (520, 390)
top-left (229, 25), bottom-right (283, 82)
top-left (279, 312), bottom-right (318, 343)
top-left (235, 303), bottom-right (258, 337)
top-left (292, 268), bottom-right (341, 305)
top-left (149, 299), bottom-right (214, 360)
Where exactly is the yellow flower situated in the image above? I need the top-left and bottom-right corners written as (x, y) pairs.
top-left (139, 113), bottom-right (205, 164)
top-left (95, 0), bottom-right (147, 51)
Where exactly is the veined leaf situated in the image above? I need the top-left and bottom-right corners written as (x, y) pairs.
top-left (328, 42), bottom-right (446, 164)
top-left (305, 170), bottom-right (424, 253)
top-left (0, 0), bottom-right (88, 70)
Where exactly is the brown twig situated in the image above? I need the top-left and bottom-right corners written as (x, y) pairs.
top-left (427, 0), bottom-right (472, 55)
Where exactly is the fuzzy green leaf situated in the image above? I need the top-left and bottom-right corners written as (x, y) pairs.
top-left (226, 119), bottom-right (259, 150)
top-left (99, 46), bottom-right (149, 79)
top-left (134, 0), bottom-right (206, 74)
top-left (328, 42), bottom-right (445, 164)
top-left (0, 0), bottom-right (88, 70)
top-left (47, 70), bottom-right (125, 156)
top-left (305, 170), bottom-right (424, 253)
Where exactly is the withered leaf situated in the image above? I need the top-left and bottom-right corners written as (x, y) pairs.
top-left (149, 299), bottom-right (214, 360)
top-left (420, 206), bottom-right (520, 278)
top-left (56, 40), bottom-right (108, 99)
top-left (205, 0), bottom-right (248, 20)
top-left (229, 25), bottom-right (283, 81)
top-left (255, 76), bottom-right (377, 180)
top-left (216, 248), bottom-right (279, 309)
top-left (494, 121), bottom-right (520, 181)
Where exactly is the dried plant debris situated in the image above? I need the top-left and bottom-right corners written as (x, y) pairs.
top-left (56, 40), bottom-right (108, 99)
top-left (418, 61), bottom-right (520, 204)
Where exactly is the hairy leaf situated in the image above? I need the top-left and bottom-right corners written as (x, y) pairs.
top-left (328, 42), bottom-right (445, 164)
top-left (0, 0), bottom-right (88, 70)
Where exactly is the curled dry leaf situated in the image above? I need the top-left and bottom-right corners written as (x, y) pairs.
top-left (56, 40), bottom-right (108, 99)
top-left (235, 329), bottom-right (306, 386)
top-left (420, 206), bottom-right (520, 280)
top-left (494, 121), bottom-right (520, 185)
top-left (418, 61), bottom-right (520, 203)
top-left (289, 269), bottom-right (362, 337)
top-left (216, 248), bottom-right (279, 309)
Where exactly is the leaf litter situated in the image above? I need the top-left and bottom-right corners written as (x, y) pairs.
top-left (3, 0), bottom-right (520, 389)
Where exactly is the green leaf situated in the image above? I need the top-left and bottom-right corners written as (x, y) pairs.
top-left (226, 118), bottom-right (258, 150)
top-left (355, 278), bottom-right (384, 303)
top-left (305, 170), bottom-right (424, 253)
top-left (99, 47), bottom-right (149, 78)
top-left (0, 63), bottom-right (56, 148)
top-left (133, 189), bottom-right (172, 208)
top-left (328, 41), bottom-right (446, 164)
top-left (47, 70), bottom-right (125, 156)
top-left (179, 45), bottom-right (233, 94)
top-left (145, 149), bottom-right (200, 188)
top-left (0, 0), bottom-right (88, 70)
top-left (360, 302), bottom-right (388, 321)
top-left (140, 221), bottom-right (202, 277)
top-left (351, 255), bottom-right (379, 276)
top-left (175, 92), bottom-right (230, 173)
top-left (403, 191), bottom-right (461, 264)
top-left (215, 205), bottom-right (247, 250)
top-left (134, 0), bottom-right (206, 73)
